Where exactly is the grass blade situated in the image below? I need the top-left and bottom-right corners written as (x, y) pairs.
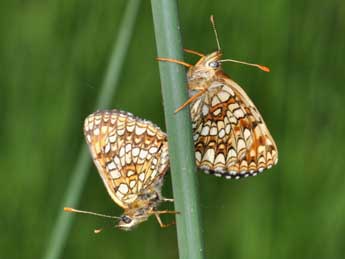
top-left (151, 1), bottom-right (205, 259)
top-left (43, 0), bottom-right (142, 258)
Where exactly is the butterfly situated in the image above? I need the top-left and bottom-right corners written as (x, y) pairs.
top-left (65, 110), bottom-right (177, 231)
top-left (157, 15), bottom-right (278, 179)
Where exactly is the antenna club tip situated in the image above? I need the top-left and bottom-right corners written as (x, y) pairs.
top-left (259, 65), bottom-right (270, 72)
top-left (64, 207), bottom-right (74, 212)
top-left (94, 228), bottom-right (103, 234)
top-left (210, 14), bottom-right (214, 22)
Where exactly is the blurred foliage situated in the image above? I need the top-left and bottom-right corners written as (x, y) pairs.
top-left (1, 0), bottom-right (345, 259)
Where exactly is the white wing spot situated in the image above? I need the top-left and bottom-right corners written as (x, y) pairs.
top-left (114, 156), bottom-right (121, 168)
top-left (132, 147), bottom-right (140, 157)
top-left (222, 85), bottom-right (235, 96)
top-left (243, 128), bottom-right (251, 140)
top-left (147, 128), bottom-right (156, 136)
top-left (110, 170), bottom-right (121, 179)
top-left (149, 146), bottom-right (158, 154)
top-left (258, 145), bottom-right (265, 154)
top-left (218, 129), bottom-right (225, 138)
top-left (200, 126), bottom-right (210, 136)
top-left (213, 108), bottom-right (222, 116)
top-left (151, 170), bottom-right (157, 179)
top-left (104, 143), bottom-right (111, 153)
top-left (237, 139), bottom-right (246, 151)
top-left (125, 143), bottom-right (132, 152)
top-left (139, 172), bottom-right (145, 182)
top-left (93, 128), bottom-right (100, 136)
top-left (225, 124), bottom-right (231, 134)
top-left (215, 153), bottom-right (225, 165)
top-left (217, 121), bottom-right (225, 129)
top-left (109, 135), bottom-right (116, 143)
top-left (152, 158), bottom-right (158, 165)
top-left (227, 149), bottom-right (237, 160)
top-left (117, 128), bottom-right (125, 136)
top-left (127, 124), bottom-right (135, 132)
top-left (195, 151), bottom-right (202, 162)
top-left (210, 127), bottom-right (217, 136)
top-left (229, 116), bottom-right (237, 124)
top-left (118, 183), bottom-right (129, 194)
top-left (107, 161), bottom-right (116, 170)
top-left (129, 180), bottom-right (136, 188)
top-left (116, 191), bottom-right (124, 199)
top-left (211, 96), bottom-right (220, 106)
top-left (139, 149), bottom-right (148, 159)
top-left (127, 170), bottom-right (135, 177)
top-left (119, 147), bottom-right (125, 157)
top-left (234, 109), bottom-right (245, 119)
top-left (218, 91), bottom-right (230, 102)
top-left (203, 149), bottom-right (215, 163)
top-left (228, 103), bottom-right (239, 111)
top-left (135, 126), bottom-right (146, 135)
top-left (202, 105), bottom-right (209, 116)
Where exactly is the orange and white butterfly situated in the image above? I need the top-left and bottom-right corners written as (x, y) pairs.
top-left (65, 110), bottom-right (177, 231)
top-left (157, 16), bottom-right (278, 179)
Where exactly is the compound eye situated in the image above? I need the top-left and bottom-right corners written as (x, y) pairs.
top-left (208, 61), bottom-right (220, 69)
top-left (121, 215), bottom-right (132, 224)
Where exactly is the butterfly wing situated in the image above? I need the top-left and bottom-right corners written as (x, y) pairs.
top-left (191, 74), bottom-right (278, 179)
top-left (84, 110), bottom-right (169, 208)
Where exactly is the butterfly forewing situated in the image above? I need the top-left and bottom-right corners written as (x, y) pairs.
top-left (84, 110), bottom-right (169, 208)
top-left (191, 76), bottom-right (278, 179)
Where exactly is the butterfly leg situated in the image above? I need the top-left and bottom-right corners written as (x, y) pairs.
top-left (156, 49), bottom-right (204, 67)
top-left (156, 57), bottom-right (193, 68)
top-left (154, 210), bottom-right (180, 215)
top-left (161, 197), bottom-right (174, 202)
top-left (183, 48), bottom-right (205, 57)
top-left (174, 88), bottom-right (208, 113)
top-left (154, 213), bottom-right (177, 228)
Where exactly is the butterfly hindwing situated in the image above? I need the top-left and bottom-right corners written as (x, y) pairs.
top-left (84, 110), bottom-right (169, 208)
top-left (191, 77), bottom-right (278, 179)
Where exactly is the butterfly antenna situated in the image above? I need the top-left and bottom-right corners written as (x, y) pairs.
top-left (210, 15), bottom-right (270, 72)
top-left (64, 207), bottom-right (121, 220)
top-left (219, 59), bottom-right (270, 72)
top-left (210, 15), bottom-right (221, 51)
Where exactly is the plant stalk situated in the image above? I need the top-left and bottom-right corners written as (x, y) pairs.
top-left (151, 1), bottom-right (205, 259)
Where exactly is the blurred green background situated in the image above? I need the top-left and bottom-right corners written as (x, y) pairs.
top-left (1, 0), bottom-right (345, 258)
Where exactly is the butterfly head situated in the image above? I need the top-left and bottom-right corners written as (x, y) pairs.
top-left (187, 51), bottom-right (223, 83)
top-left (116, 198), bottom-right (159, 230)
top-left (117, 211), bottom-right (149, 231)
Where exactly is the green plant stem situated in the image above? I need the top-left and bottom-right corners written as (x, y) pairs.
top-left (150, 1), bottom-right (205, 259)
top-left (43, 1), bottom-right (141, 258)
